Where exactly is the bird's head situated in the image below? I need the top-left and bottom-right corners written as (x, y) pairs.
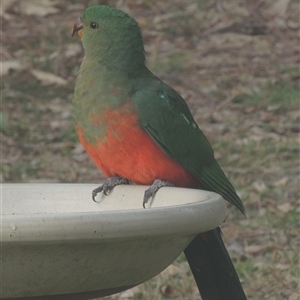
top-left (72, 5), bottom-right (145, 69)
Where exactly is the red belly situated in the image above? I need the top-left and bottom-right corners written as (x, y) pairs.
top-left (76, 106), bottom-right (199, 188)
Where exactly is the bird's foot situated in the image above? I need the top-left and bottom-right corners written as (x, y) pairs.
top-left (92, 176), bottom-right (129, 202)
top-left (143, 179), bottom-right (174, 208)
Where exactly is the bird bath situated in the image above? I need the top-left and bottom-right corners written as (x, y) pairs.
top-left (1, 183), bottom-right (226, 299)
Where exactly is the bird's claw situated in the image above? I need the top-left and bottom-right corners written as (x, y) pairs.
top-left (143, 179), bottom-right (174, 208)
top-left (92, 176), bottom-right (129, 202)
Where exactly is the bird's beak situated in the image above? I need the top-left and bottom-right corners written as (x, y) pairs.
top-left (72, 18), bottom-right (83, 39)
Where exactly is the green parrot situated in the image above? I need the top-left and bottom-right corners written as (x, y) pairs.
top-left (72, 5), bottom-right (247, 300)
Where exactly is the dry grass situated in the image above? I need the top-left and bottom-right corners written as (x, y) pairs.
top-left (1, 0), bottom-right (299, 299)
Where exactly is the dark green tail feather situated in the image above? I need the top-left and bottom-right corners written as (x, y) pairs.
top-left (185, 162), bottom-right (247, 299)
top-left (196, 160), bottom-right (245, 215)
top-left (184, 229), bottom-right (247, 300)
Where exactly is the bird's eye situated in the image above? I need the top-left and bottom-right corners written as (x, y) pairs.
top-left (90, 22), bottom-right (99, 30)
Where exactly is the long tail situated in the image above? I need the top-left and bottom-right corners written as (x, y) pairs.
top-left (184, 228), bottom-right (247, 300)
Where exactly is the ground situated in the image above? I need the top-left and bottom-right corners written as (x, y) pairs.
top-left (1, 0), bottom-right (299, 299)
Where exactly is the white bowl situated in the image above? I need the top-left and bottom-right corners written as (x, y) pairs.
top-left (1, 183), bottom-right (226, 299)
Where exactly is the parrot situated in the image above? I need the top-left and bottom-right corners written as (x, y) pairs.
top-left (72, 5), bottom-right (247, 300)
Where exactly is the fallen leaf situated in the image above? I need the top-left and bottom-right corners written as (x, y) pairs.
top-left (160, 285), bottom-right (180, 298)
top-left (287, 20), bottom-right (299, 30)
top-left (244, 244), bottom-right (269, 254)
top-left (49, 120), bottom-right (61, 129)
top-left (64, 43), bottom-right (82, 58)
top-left (72, 144), bottom-right (85, 155)
top-left (277, 203), bottom-right (293, 213)
top-left (17, 0), bottom-right (60, 17)
top-left (31, 69), bottom-right (67, 86)
top-left (252, 180), bottom-right (267, 193)
top-left (275, 263), bottom-right (290, 270)
top-left (67, 4), bottom-right (85, 11)
top-left (1, 0), bottom-right (16, 17)
top-left (1, 61), bottom-right (26, 76)
top-left (72, 153), bottom-right (88, 163)
top-left (267, 104), bottom-right (281, 112)
top-left (289, 293), bottom-right (300, 300)
top-left (227, 240), bottom-right (246, 257)
top-left (272, 177), bottom-right (288, 187)
top-left (268, 0), bottom-right (290, 17)
top-left (1, 0), bottom-right (15, 11)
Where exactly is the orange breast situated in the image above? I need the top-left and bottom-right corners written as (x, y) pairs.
top-left (77, 104), bottom-right (199, 188)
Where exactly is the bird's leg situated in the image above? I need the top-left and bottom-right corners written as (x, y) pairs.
top-left (143, 179), bottom-right (174, 208)
top-left (92, 176), bottom-right (129, 202)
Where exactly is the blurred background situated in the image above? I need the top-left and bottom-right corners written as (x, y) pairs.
top-left (1, 0), bottom-right (299, 299)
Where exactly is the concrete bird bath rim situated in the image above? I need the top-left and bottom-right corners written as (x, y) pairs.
top-left (1, 183), bottom-right (227, 300)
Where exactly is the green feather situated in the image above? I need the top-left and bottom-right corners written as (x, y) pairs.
top-left (132, 79), bottom-right (245, 214)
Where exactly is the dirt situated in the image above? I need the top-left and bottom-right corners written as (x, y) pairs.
top-left (1, 1), bottom-right (299, 299)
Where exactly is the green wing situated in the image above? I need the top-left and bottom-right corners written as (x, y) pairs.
top-left (132, 79), bottom-right (245, 214)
